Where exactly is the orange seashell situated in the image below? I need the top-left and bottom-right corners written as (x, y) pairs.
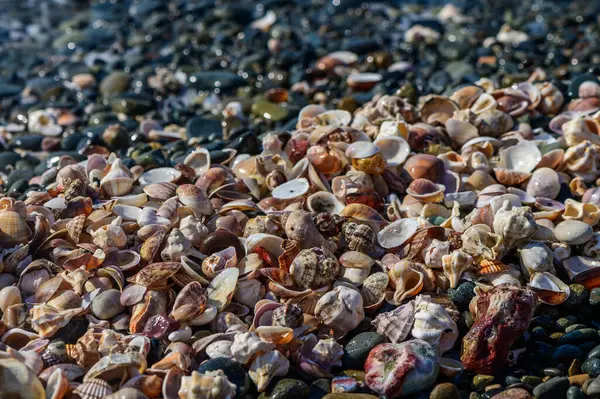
top-left (278, 239), bottom-right (300, 272)
top-left (536, 148), bottom-right (564, 170)
top-left (403, 154), bottom-right (446, 183)
top-left (493, 168), bottom-right (531, 186)
top-left (475, 259), bottom-right (510, 275)
top-left (66, 214), bottom-right (86, 244)
top-left (306, 145), bottom-right (345, 175)
top-left (140, 230), bottom-right (166, 264)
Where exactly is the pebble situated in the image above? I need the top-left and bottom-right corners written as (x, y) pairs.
top-left (342, 332), bottom-right (386, 370)
top-left (430, 383), bottom-right (460, 399)
top-left (586, 375), bottom-right (600, 398)
top-left (520, 376), bottom-right (542, 386)
top-left (554, 221), bottom-right (594, 245)
top-left (590, 288), bottom-right (600, 306)
top-left (566, 285), bottom-right (589, 306)
top-left (566, 386), bottom-right (586, 399)
top-left (532, 377), bottom-right (570, 399)
top-left (559, 329), bottom-right (600, 345)
top-left (489, 388), bottom-right (532, 399)
top-left (473, 375), bottom-right (495, 391)
top-left (543, 368), bottom-right (564, 378)
top-left (553, 345), bottom-right (583, 363)
top-left (90, 289), bottom-right (125, 320)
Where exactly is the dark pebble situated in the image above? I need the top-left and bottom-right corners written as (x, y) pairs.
top-left (532, 377), bottom-right (569, 399)
top-left (583, 358), bottom-right (600, 378)
top-left (197, 358), bottom-right (250, 397)
top-left (342, 332), bottom-right (386, 370)
top-left (553, 345), bottom-right (583, 363)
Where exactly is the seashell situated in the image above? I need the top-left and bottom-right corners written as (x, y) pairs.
top-left (421, 95), bottom-right (459, 124)
top-left (290, 246), bottom-right (339, 289)
top-left (365, 340), bottom-right (439, 397)
top-left (206, 340), bottom-right (234, 360)
top-left (347, 72), bottom-right (382, 90)
top-left (442, 250), bottom-right (473, 288)
top-left (255, 326), bottom-right (294, 345)
top-left (451, 86), bottom-right (483, 109)
top-left (248, 350), bottom-right (290, 392)
top-left (498, 140), bottom-right (541, 173)
top-left (0, 198), bottom-right (32, 243)
top-left (138, 167), bottom-right (182, 186)
top-left (306, 145), bottom-right (345, 175)
top-left (284, 210), bottom-right (333, 250)
top-left (406, 179), bottom-right (445, 203)
top-left (183, 148), bottom-right (211, 176)
top-left (411, 295), bottom-right (458, 354)
top-left (563, 199), bottom-right (600, 226)
top-left (92, 217), bottom-right (127, 249)
top-left (45, 368), bottom-right (69, 399)
top-left (492, 201), bottom-right (537, 251)
top-left (476, 259), bottom-right (510, 275)
top-left (233, 279), bottom-right (262, 308)
top-left (563, 141), bottom-right (599, 182)
top-left (179, 215), bottom-right (208, 247)
top-left (229, 331), bottom-right (274, 364)
top-left (374, 135), bottom-right (410, 166)
top-left (438, 151), bottom-right (466, 172)
top-left (207, 268), bottom-right (239, 311)
top-left (0, 286), bottom-right (21, 313)
top-left (563, 256), bottom-right (600, 288)
top-left (177, 184), bottom-right (212, 216)
top-left (372, 301), bottom-right (414, 343)
top-left (83, 352), bottom-right (146, 382)
top-left (100, 160), bottom-right (133, 197)
top-left (271, 303), bottom-right (303, 328)
top-left (170, 281), bottom-right (206, 323)
top-left (388, 261), bottom-right (424, 304)
top-left (313, 109), bottom-right (352, 127)
top-left (517, 241), bottom-right (554, 279)
top-left (315, 285), bottom-right (364, 331)
top-left (74, 378), bottom-right (113, 399)
top-left (377, 218), bottom-right (418, 249)
top-left (492, 168), bottom-right (531, 186)
top-left (178, 370), bottom-right (236, 399)
top-left (461, 224), bottom-right (504, 261)
top-left (528, 272), bottom-right (570, 305)
top-left (526, 167), bottom-right (560, 199)
top-left (444, 118), bottom-right (479, 146)
top-left (30, 304), bottom-right (83, 338)
top-left (137, 207), bottom-right (170, 228)
top-left (339, 204), bottom-right (388, 233)
top-left (562, 117), bottom-right (600, 147)
top-left (361, 272), bottom-right (389, 307)
top-left (306, 191), bottom-right (344, 215)
top-left (202, 246), bottom-right (237, 278)
top-left (422, 239), bottom-right (451, 269)
top-left (0, 358), bottom-right (46, 399)
top-left (143, 182), bottom-right (177, 202)
top-left (161, 228), bottom-right (195, 262)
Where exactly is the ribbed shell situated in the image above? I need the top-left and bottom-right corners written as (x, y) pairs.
top-left (74, 378), bottom-right (113, 399)
top-left (371, 301), bottom-right (414, 343)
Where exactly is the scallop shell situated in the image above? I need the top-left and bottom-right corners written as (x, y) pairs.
top-left (74, 378), bottom-right (113, 399)
top-left (371, 300), bottom-right (415, 343)
top-left (527, 272), bottom-right (570, 305)
top-left (476, 259), bottom-right (510, 275)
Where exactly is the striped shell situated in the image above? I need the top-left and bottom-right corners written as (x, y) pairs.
top-left (475, 259), bottom-right (510, 275)
top-left (371, 300), bottom-right (415, 343)
top-left (74, 378), bottom-right (113, 399)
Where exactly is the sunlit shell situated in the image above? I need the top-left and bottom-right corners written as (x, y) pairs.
top-left (498, 140), bottom-right (542, 173)
top-left (183, 148), bottom-right (211, 176)
top-left (207, 268), bottom-right (239, 311)
top-left (374, 135), bottom-right (410, 166)
top-left (138, 167), bottom-right (182, 186)
top-left (339, 203), bottom-right (388, 233)
top-left (306, 191), bottom-right (344, 214)
top-left (406, 179), bottom-right (445, 202)
top-left (527, 272), bottom-right (570, 305)
top-left (563, 256), bottom-right (600, 288)
top-left (377, 218), bottom-right (419, 249)
top-left (346, 141), bottom-right (379, 159)
top-left (143, 182), bottom-right (177, 202)
top-left (271, 178), bottom-right (310, 200)
top-left (74, 378), bottom-right (113, 399)
top-left (493, 168), bottom-right (531, 186)
top-left (249, 350), bottom-right (289, 392)
top-left (445, 118), bottom-right (479, 146)
top-left (371, 301), bottom-right (414, 343)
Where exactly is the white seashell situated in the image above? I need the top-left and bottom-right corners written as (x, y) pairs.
top-left (113, 204), bottom-right (142, 221)
top-left (411, 295), bottom-right (458, 354)
top-left (245, 234), bottom-right (285, 258)
top-left (518, 241), bottom-right (554, 280)
top-left (487, 269), bottom-right (522, 287)
top-left (315, 285), bottom-right (364, 331)
top-left (373, 135), bottom-right (410, 166)
top-left (138, 167), bottom-right (182, 186)
top-left (422, 239), bottom-right (451, 269)
top-left (444, 118), bottom-right (479, 146)
top-left (136, 207), bottom-right (171, 227)
top-left (377, 218), bottom-right (419, 249)
top-left (563, 256), bottom-right (600, 285)
top-left (378, 120), bottom-right (409, 140)
top-left (313, 110), bottom-right (352, 127)
top-left (113, 193), bottom-right (148, 207)
top-left (189, 304), bottom-right (218, 326)
top-left (563, 199), bottom-right (600, 226)
top-left (271, 178), bottom-right (310, 200)
top-left (492, 201), bottom-right (538, 250)
top-left (168, 325), bottom-right (192, 342)
top-left (233, 279), bottom-right (262, 308)
top-left (207, 268), bottom-right (239, 311)
top-left (498, 140), bottom-right (542, 173)
top-left (43, 197), bottom-right (67, 210)
top-left (371, 301), bottom-right (415, 343)
top-left (184, 149), bottom-right (211, 176)
top-left (178, 370), bottom-right (236, 399)
top-left (442, 250), bottom-right (473, 288)
top-left (527, 272), bottom-right (570, 305)
top-left (251, 10), bottom-right (276, 31)
top-left (249, 350), bottom-right (290, 392)
top-left (230, 331), bottom-right (275, 364)
top-left (306, 191), bottom-right (344, 214)
top-left (206, 340), bottom-right (234, 360)
top-left (179, 215), bottom-right (209, 247)
top-left (345, 141), bottom-right (379, 159)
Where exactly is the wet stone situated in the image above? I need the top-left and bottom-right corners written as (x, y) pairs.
top-left (342, 332), bottom-right (386, 370)
top-left (532, 377), bottom-right (570, 399)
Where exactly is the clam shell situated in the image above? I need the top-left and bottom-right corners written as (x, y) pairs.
top-left (374, 136), bottom-right (410, 166)
top-left (527, 272), bottom-right (570, 305)
top-left (306, 191), bottom-right (344, 214)
top-left (74, 378), bottom-right (113, 399)
top-left (143, 182), bottom-right (177, 202)
top-left (346, 141), bottom-right (379, 159)
top-left (207, 268), bottom-right (239, 311)
top-left (339, 203), bottom-right (388, 233)
top-left (445, 118), bottom-right (479, 146)
top-left (377, 218), bottom-right (419, 249)
top-left (499, 140), bottom-right (541, 173)
top-left (138, 167), bottom-right (182, 186)
top-left (563, 256), bottom-right (600, 288)
top-left (183, 149), bottom-right (211, 176)
top-left (271, 178), bottom-right (310, 200)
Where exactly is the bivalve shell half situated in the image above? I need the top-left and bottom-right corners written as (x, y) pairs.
top-left (271, 178), bottom-right (310, 200)
top-left (563, 256), bottom-right (600, 288)
top-left (138, 167), bottom-right (182, 186)
top-left (346, 141), bottom-right (379, 159)
top-left (498, 140), bottom-right (541, 173)
top-left (527, 272), bottom-right (570, 305)
top-left (306, 191), bottom-right (344, 214)
top-left (374, 135), bottom-right (410, 166)
top-left (207, 268), bottom-right (239, 311)
top-left (377, 218), bottom-right (419, 249)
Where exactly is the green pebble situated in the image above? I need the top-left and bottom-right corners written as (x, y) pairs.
top-left (566, 284), bottom-right (589, 306)
top-left (520, 375), bottom-right (542, 386)
top-left (342, 332), bottom-right (386, 370)
top-left (565, 324), bottom-right (588, 333)
top-left (430, 383), bottom-right (461, 399)
top-left (472, 375), bottom-right (494, 391)
top-left (556, 316), bottom-right (578, 331)
top-left (549, 332), bottom-right (565, 341)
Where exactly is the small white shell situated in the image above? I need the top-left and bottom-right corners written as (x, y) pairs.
top-left (138, 167), bottom-right (182, 186)
top-left (306, 191), bottom-right (344, 214)
top-left (499, 140), bottom-right (542, 173)
top-left (345, 141), bottom-right (379, 159)
top-left (374, 136), bottom-right (410, 166)
top-left (184, 149), bottom-right (211, 176)
top-left (230, 332), bottom-right (275, 364)
top-left (377, 218), bottom-right (419, 249)
top-left (271, 178), bottom-right (310, 200)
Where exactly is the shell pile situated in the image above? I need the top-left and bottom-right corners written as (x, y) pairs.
top-left (3, 1), bottom-right (600, 399)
